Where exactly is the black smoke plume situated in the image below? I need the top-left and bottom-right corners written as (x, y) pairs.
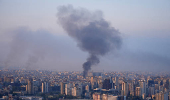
top-left (57, 5), bottom-right (122, 77)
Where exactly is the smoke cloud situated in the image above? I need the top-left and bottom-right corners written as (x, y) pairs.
top-left (0, 27), bottom-right (62, 70)
top-left (57, 5), bottom-right (122, 77)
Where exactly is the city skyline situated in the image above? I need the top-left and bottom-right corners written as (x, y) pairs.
top-left (0, 69), bottom-right (170, 100)
top-left (0, 0), bottom-right (170, 72)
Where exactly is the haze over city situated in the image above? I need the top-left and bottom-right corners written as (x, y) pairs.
top-left (0, 0), bottom-right (170, 72)
top-left (1, 1), bottom-right (170, 100)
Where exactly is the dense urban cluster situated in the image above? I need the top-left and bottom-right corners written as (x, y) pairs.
top-left (0, 69), bottom-right (170, 100)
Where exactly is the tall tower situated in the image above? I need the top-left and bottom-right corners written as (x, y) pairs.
top-left (115, 76), bottom-right (119, 86)
top-left (129, 82), bottom-right (135, 96)
top-left (42, 82), bottom-right (44, 93)
top-left (65, 83), bottom-right (71, 95)
top-left (136, 87), bottom-right (141, 96)
top-left (85, 85), bottom-right (89, 92)
top-left (45, 82), bottom-right (48, 93)
top-left (91, 77), bottom-right (94, 89)
top-left (72, 86), bottom-right (77, 96)
top-left (60, 82), bottom-right (65, 94)
top-left (139, 80), bottom-right (146, 96)
top-left (114, 76), bottom-right (120, 90)
top-left (42, 82), bottom-right (48, 93)
top-left (122, 81), bottom-right (128, 96)
top-left (27, 78), bottom-right (34, 94)
top-left (65, 84), bottom-right (68, 95)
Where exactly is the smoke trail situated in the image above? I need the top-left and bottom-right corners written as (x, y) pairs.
top-left (1, 27), bottom-right (58, 70)
top-left (83, 54), bottom-right (99, 77)
top-left (57, 5), bottom-right (122, 77)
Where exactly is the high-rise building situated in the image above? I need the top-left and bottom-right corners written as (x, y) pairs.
top-left (41, 83), bottom-right (44, 93)
top-left (85, 85), bottom-right (89, 92)
top-left (27, 78), bottom-right (34, 94)
top-left (122, 81), bottom-right (128, 96)
top-left (93, 93), bottom-right (101, 100)
top-left (114, 77), bottom-right (119, 90)
top-left (136, 87), bottom-right (141, 96)
top-left (148, 80), bottom-right (154, 87)
top-left (103, 78), bottom-right (112, 90)
top-left (129, 82), bottom-right (135, 96)
top-left (65, 83), bottom-right (72, 95)
top-left (139, 80), bottom-right (146, 95)
top-left (71, 85), bottom-right (82, 97)
top-left (149, 86), bottom-right (155, 96)
top-left (115, 77), bottom-right (119, 86)
top-left (91, 77), bottom-right (94, 89)
top-left (158, 81), bottom-right (162, 87)
top-left (42, 82), bottom-right (48, 93)
top-left (155, 92), bottom-right (168, 100)
top-left (72, 86), bottom-right (77, 96)
top-left (60, 82), bottom-right (65, 94)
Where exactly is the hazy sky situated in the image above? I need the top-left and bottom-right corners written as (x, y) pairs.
top-left (0, 0), bottom-right (170, 72)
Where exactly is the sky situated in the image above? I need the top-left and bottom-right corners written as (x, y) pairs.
top-left (0, 0), bottom-right (170, 72)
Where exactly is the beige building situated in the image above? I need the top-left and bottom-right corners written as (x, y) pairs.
top-left (122, 81), bottom-right (128, 96)
top-left (60, 82), bottom-right (65, 94)
top-left (27, 78), bottom-right (34, 94)
top-left (155, 92), bottom-right (168, 100)
top-left (136, 87), bottom-right (141, 96)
